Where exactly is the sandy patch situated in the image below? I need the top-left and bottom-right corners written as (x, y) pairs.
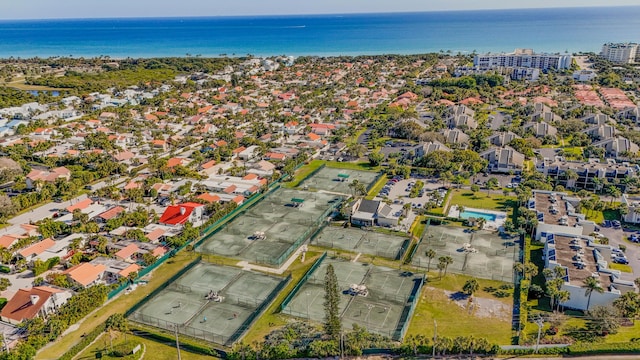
top-left (426, 287), bottom-right (512, 320)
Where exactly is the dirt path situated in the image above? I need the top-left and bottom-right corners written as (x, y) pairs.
top-left (427, 286), bottom-right (511, 320)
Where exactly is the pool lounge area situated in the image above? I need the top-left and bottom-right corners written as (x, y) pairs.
top-left (448, 206), bottom-right (508, 230)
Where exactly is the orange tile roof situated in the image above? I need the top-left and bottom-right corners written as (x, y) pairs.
top-left (64, 263), bottom-right (106, 287)
top-left (145, 229), bottom-right (166, 242)
top-left (18, 238), bottom-right (55, 258)
top-left (98, 206), bottom-right (124, 221)
top-left (66, 198), bottom-right (93, 212)
top-left (118, 263), bottom-right (140, 278)
top-left (115, 244), bottom-right (140, 260)
top-left (196, 193), bottom-right (221, 203)
top-left (242, 173), bottom-right (258, 180)
top-left (201, 160), bottom-right (217, 169)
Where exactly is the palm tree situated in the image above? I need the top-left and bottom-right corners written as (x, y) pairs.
top-left (513, 262), bottom-right (524, 279)
top-left (557, 290), bottom-right (570, 312)
top-left (564, 169), bottom-right (579, 189)
top-left (457, 205), bottom-right (465, 219)
top-left (462, 278), bottom-right (479, 295)
top-left (439, 256), bottom-right (454, 276)
top-left (583, 276), bottom-right (604, 311)
top-left (425, 249), bottom-right (436, 271)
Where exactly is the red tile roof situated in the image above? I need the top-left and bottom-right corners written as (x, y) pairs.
top-left (159, 202), bottom-right (204, 226)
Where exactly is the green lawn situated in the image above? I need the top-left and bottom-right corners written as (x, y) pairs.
top-left (365, 174), bottom-right (388, 200)
top-left (449, 189), bottom-right (516, 213)
top-left (241, 251), bottom-right (323, 344)
top-left (608, 263), bottom-right (633, 273)
top-left (35, 252), bottom-right (202, 360)
top-left (406, 285), bottom-right (512, 345)
top-left (410, 216), bottom-right (427, 238)
top-left (285, 159), bottom-right (325, 188)
top-left (325, 161), bottom-right (380, 172)
top-left (75, 332), bottom-right (212, 360)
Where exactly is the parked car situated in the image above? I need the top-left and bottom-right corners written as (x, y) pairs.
top-left (613, 257), bottom-right (629, 264)
top-left (602, 220), bottom-right (611, 227)
top-left (629, 234), bottom-right (638, 242)
top-left (612, 220), bottom-right (621, 228)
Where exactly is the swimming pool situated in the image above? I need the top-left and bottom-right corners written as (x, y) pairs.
top-left (459, 210), bottom-right (497, 221)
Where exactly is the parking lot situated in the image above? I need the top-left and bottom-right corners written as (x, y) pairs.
top-left (375, 177), bottom-right (446, 210)
top-left (599, 225), bottom-right (640, 282)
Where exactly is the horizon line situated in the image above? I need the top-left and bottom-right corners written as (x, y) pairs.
top-left (0, 4), bottom-right (637, 22)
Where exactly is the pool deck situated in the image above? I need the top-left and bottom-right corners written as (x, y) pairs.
top-left (447, 206), bottom-right (507, 230)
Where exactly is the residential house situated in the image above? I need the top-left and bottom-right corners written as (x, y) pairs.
top-left (63, 262), bottom-right (107, 288)
top-left (17, 238), bottom-right (56, 264)
top-left (89, 257), bottom-right (139, 284)
top-left (442, 129), bottom-right (470, 146)
top-left (593, 137), bottom-right (639, 157)
top-left (0, 286), bottom-right (73, 325)
top-left (446, 105), bottom-right (477, 130)
top-left (413, 141), bottom-right (450, 159)
top-left (26, 167), bottom-right (71, 189)
top-left (158, 202), bottom-right (205, 226)
top-left (524, 121), bottom-right (558, 138)
top-left (488, 131), bottom-right (521, 147)
top-left (480, 147), bottom-right (525, 173)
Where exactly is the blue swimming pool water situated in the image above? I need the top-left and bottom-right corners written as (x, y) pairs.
top-left (460, 210), bottom-right (496, 221)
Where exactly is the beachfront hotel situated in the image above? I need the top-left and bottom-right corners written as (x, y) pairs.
top-left (473, 48), bottom-right (572, 71)
top-left (600, 42), bottom-right (639, 64)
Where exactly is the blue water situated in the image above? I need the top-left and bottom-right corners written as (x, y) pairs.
top-left (460, 210), bottom-right (497, 221)
top-left (0, 7), bottom-right (639, 58)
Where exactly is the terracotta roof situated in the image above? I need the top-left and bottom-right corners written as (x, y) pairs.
top-left (201, 160), bottom-right (217, 169)
top-left (118, 263), bottom-right (140, 278)
top-left (66, 198), bottom-right (93, 212)
top-left (145, 229), bottom-right (166, 242)
top-left (196, 193), bottom-right (221, 203)
top-left (0, 286), bottom-right (64, 323)
top-left (18, 238), bottom-right (55, 258)
top-left (115, 244), bottom-right (140, 260)
top-left (0, 234), bottom-right (24, 249)
top-left (223, 185), bottom-right (237, 194)
top-left (98, 206), bottom-right (125, 221)
top-left (64, 263), bottom-right (106, 287)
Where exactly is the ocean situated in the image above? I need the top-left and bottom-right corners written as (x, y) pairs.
top-left (1, 6), bottom-right (639, 58)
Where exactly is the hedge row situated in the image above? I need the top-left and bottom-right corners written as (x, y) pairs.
top-left (568, 341), bottom-right (640, 355)
top-left (59, 323), bottom-right (106, 360)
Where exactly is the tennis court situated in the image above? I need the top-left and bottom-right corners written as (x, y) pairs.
top-left (411, 225), bottom-right (518, 282)
top-left (281, 257), bottom-right (423, 340)
top-left (197, 187), bottom-right (341, 266)
top-left (312, 226), bottom-right (410, 260)
top-left (299, 167), bottom-right (379, 195)
top-left (129, 262), bottom-right (287, 346)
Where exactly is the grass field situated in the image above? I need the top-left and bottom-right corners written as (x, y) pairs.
top-left (325, 161), bottom-right (380, 172)
top-left (75, 332), bottom-right (212, 360)
top-left (449, 189), bottom-right (516, 213)
top-left (406, 286), bottom-right (512, 344)
top-left (240, 251), bottom-right (323, 344)
top-left (35, 252), bottom-right (201, 360)
top-left (365, 174), bottom-right (388, 200)
top-left (286, 160), bottom-right (325, 188)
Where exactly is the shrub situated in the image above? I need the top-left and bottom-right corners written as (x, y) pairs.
top-left (0, 298), bottom-right (7, 310)
top-left (0, 265), bottom-right (10, 273)
top-left (493, 290), bottom-right (511, 298)
top-left (499, 283), bottom-right (514, 290)
top-left (528, 284), bottom-right (545, 299)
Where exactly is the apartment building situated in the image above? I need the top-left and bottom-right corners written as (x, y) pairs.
top-left (473, 49), bottom-right (572, 71)
top-left (600, 43), bottom-right (639, 64)
top-left (535, 157), bottom-right (637, 192)
top-left (532, 191), bottom-right (637, 311)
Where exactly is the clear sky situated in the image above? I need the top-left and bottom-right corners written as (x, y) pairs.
top-left (1, 0), bottom-right (638, 20)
